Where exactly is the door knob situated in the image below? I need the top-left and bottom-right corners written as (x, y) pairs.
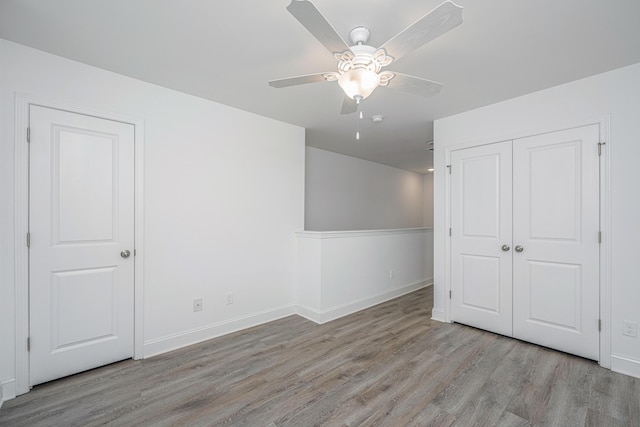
top-left (515, 245), bottom-right (524, 253)
top-left (120, 249), bottom-right (131, 258)
top-left (501, 244), bottom-right (510, 251)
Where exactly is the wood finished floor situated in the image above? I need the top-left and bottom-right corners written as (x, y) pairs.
top-left (1, 286), bottom-right (639, 426)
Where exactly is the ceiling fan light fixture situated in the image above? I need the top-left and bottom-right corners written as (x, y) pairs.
top-left (338, 68), bottom-right (381, 100)
top-left (271, 0), bottom-right (464, 114)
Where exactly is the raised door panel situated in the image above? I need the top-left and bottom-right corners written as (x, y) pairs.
top-left (51, 268), bottom-right (119, 350)
top-left (460, 254), bottom-right (501, 313)
top-left (54, 128), bottom-right (117, 244)
top-left (525, 261), bottom-right (582, 331)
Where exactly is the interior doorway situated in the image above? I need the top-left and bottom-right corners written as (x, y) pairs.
top-left (14, 95), bottom-right (145, 395)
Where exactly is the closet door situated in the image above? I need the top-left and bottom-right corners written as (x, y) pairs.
top-left (512, 125), bottom-right (600, 360)
top-left (450, 141), bottom-right (513, 336)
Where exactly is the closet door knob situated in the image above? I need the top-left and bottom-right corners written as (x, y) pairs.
top-left (501, 245), bottom-right (510, 251)
top-left (515, 245), bottom-right (524, 253)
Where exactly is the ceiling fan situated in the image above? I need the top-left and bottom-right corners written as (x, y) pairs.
top-left (269, 0), bottom-right (464, 114)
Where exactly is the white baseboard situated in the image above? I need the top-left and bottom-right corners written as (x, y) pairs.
top-left (431, 308), bottom-right (446, 323)
top-left (143, 305), bottom-right (296, 358)
top-left (295, 304), bottom-right (323, 324)
top-left (126, 281), bottom-right (437, 358)
top-left (297, 280), bottom-right (432, 325)
top-left (1, 378), bottom-right (16, 404)
top-left (610, 354), bottom-right (640, 379)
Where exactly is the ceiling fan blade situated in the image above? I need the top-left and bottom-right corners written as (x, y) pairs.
top-left (340, 96), bottom-right (358, 115)
top-left (286, 0), bottom-right (350, 54)
top-left (386, 73), bottom-right (443, 97)
top-left (381, 1), bottom-right (463, 61)
top-left (268, 73), bottom-right (327, 88)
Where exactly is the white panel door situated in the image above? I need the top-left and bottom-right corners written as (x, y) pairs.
top-left (512, 125), bottom-right (600, 360)
top-left (29, 105), bottom-right (135, 386)
top-left (450, 141), bottom-right (513, 336)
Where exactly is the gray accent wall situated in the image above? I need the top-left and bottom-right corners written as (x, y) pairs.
top-left (305, 147), bottom-right (428, 231)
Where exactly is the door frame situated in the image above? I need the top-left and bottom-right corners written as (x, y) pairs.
top-left (14, 93), bottom-right (146, 395)
top-left (443, 116), bottom-right (611, 368)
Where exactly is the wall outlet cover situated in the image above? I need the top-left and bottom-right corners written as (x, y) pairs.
top-left (623, 320), bottom-right (638, 338)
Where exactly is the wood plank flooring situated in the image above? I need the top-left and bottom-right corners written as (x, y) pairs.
top-left (1, 286), bottom-right (638, 426)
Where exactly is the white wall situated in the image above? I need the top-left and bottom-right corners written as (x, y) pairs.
top-left (433, 62), bottom-right (640, 378)
top-left (296, 228), bottom-right (433, 323)
top-left (305, 147), bottom-right (425, 231)
top-left (423, 172), bottom-right (434, 227)
top-left (0, 40), bottom-right (305, 396)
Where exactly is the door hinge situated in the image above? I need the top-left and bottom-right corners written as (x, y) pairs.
top-left (598, 142), bottom-right (606, 156)
top-left (134, 249), bottom-right (137, 256)
top-left (447, 164), bottom-right (451, 174)
top-left (449, 228), bottom-right (452, 236)
top-left (449, 290), bottom-right (452, 299)
top-left (26, 232), bottom-right (30, 247)
top-left (598, 319), bottom-right (602, 332)
top-left (598, 231), bottom-right (602, 244)
top-left (27, 337), bottom-right (31, 351)
top-left (27, 127), bottom-right (30, 143)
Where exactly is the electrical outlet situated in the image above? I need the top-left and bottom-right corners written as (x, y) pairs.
top-left (193, 298), bottom-right (203, 312)
top-left (623, 320), bottom-right (638, 337)
top-left (225, 292), bottom-right (233, 305)
top-left (389, 269), bottom-right (394, 279)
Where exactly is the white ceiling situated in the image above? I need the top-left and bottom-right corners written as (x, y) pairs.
top-left (1, 0), bottom-right (639, 173)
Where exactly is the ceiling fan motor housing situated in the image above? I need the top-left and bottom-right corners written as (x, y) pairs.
top-left (349, 26), bottom-right (371, 45)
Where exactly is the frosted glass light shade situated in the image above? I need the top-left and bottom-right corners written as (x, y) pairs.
top-left (338, 68), bottom-right (381, 100)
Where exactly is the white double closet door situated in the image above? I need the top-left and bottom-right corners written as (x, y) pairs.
top-left (450, 125), bottom-right (600, 360)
